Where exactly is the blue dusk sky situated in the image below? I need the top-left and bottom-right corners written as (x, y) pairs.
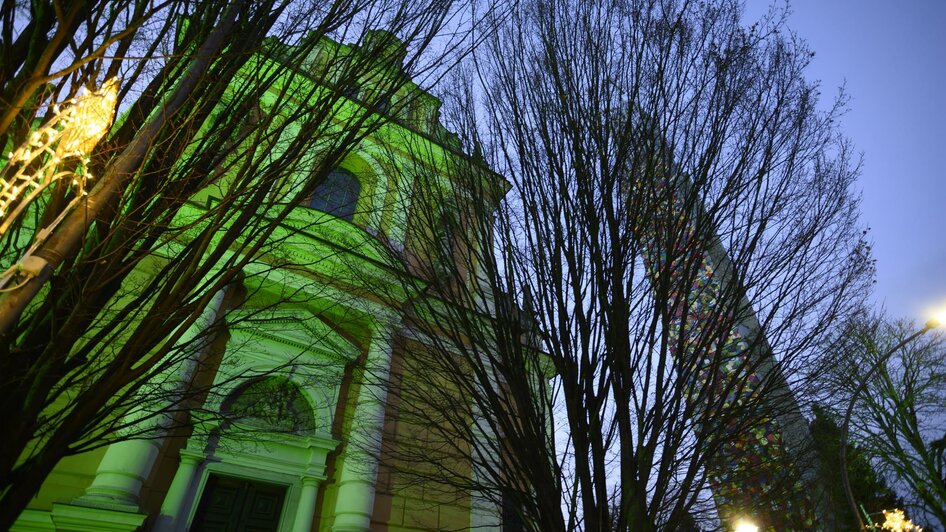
top-left (748, 1), bottom-right (946, 323)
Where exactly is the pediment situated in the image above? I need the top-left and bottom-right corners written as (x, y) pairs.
top-left (226, 308), bottom-right (360, 362)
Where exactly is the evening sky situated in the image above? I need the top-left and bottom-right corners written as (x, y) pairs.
top-left (750, 0), bottom-right (946, 322)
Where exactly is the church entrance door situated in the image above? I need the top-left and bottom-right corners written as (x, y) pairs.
top-left (191, 474), bottom-right (287, 531)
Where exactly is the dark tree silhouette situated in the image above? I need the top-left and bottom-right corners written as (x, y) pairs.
top-left (809, 403), bottom-right (904, 529)
top-left (369, 0), bottom-right (873, 530)
top-left (821, 315), bottom-right (946, 529)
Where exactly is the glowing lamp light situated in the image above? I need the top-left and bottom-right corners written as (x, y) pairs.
top-left (927, 307), bottom-right (946, 329)
top-left (57, 78), bottom-right (118, 155)
top-left (734, 519), bottom-right (759, 532)
top-left (880, 508), bottom-right (922, 531)
top-left (0, 78), bottom-right (118, 236)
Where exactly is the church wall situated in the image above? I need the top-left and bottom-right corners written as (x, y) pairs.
top-left (368, 339), bottom-right (476, 532)
top-left (25, 449), bottom-right (106, 511)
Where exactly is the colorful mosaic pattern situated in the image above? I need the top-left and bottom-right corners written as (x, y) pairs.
top-left (645, 181), bottom-right (816, 529)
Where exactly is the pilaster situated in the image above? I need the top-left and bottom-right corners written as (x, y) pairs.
top-left (331, 323), bottom-right (396, 532)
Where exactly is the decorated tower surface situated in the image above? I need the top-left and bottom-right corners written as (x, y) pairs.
top-left (11, 31), bottom-right (505, 532)
top-left (646, 174), bottom-right (827, 530)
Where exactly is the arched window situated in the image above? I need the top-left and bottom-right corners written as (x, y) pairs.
top-left (226, 377), bottom-right (316, 434)
top-left (309, 168), bottom-right (360, 221)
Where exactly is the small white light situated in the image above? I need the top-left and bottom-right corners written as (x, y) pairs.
top-left (734, 520), bottom-right (759, 532)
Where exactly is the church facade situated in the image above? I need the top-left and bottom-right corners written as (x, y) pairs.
top-left (12, 31), bottom-right (500, 532)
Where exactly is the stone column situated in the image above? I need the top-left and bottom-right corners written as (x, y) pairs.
top-left (331, 324), bottom-right (394, 532)
top-left (292, 476), bottom-right (321, 532)
top-left (152, 449), bottom-right (203, 532)
top-left (469, 408), bottom-right (502, 532)
top-left (470, 418), bottom-right (502, 532)
top-left (75, 288), bottom-right (228, 511)
top-left (79, 438), bottom-right (164, 510)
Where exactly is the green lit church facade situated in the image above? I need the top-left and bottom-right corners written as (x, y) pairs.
top-left (12, 32), bottom-right (499, 532)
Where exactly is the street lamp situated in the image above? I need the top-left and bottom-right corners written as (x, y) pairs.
top-left (839, 314), bottom-right (943, 529)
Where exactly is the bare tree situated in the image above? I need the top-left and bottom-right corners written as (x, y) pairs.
top-left (368, 0), bottom-right (874, 530)
top-left (822, 314), bottom-right (946, 529)
top-left (0, 0), bottom-right (491, 525)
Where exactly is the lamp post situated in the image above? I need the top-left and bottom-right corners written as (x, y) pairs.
top-left (839, 313), bottom-right (944, 529)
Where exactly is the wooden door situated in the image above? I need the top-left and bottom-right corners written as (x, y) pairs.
top-left (190, 474), bottom-right (287, 532)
